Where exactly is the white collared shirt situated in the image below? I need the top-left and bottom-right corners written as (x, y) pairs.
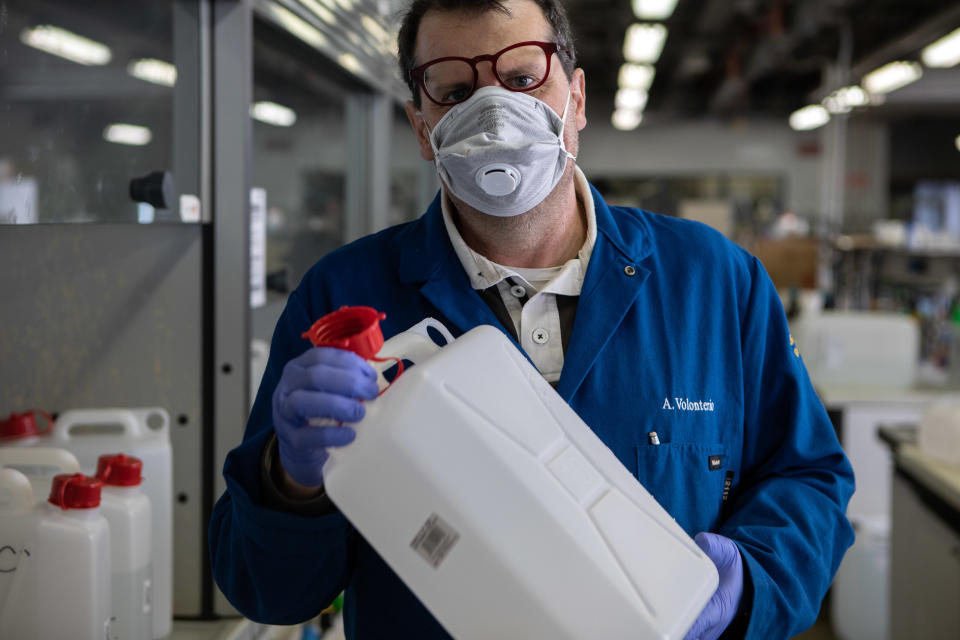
top-left (441, 166), bottom-right (597, 382)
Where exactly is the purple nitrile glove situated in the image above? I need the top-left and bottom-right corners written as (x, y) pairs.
top-left (272, 346), bottom-right (380, 488)
top-left (684, 532), bottom-right (744, 640)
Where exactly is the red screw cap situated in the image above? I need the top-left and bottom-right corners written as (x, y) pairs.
top-left (95, 453), bottom-right (144, 487)
top-left (48, 473), bottom-right (102, 510)
top-left (0, 410), bottom-right (52, 441)
top-left (301, 306), bottom-right (386, 359)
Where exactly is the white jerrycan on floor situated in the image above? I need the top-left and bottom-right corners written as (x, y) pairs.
top-left (96, 454), bottom-right (153, 640)
top-left (323, 319), bottom-right (719, 640)
top-left (0, 471), bottom-right (112, 640)
top-left (47, 408), bottom-right (172, 639)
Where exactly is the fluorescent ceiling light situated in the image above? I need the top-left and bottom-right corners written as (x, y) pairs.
top-left (789, 105), bottom-right (830, 131)
top-left (618, 63), bottom-right (656, 90)
top-left (337, 53), bottom-right (363, 74)
top-left (822, 85), bottom-right (868, 114)
top-left (616, 88), bottom-right (649, 111)
top-left (612, 109), bottom-right (643, 131)
top-left (301, 0), bottom-right (337, 24)
top-left (269, 4), bottom-right (328, 49)
top-left (632, 0), bottom-right (679, 20)
top-left (862, 61), bottom-right (922, 95)
top-left (922, 27), bottom-right (960, 68)
top-left (127, 58), bottom-right (177, 87)
top-left (955, 134), bottom-right (960, 152)
top-left (103, 124), bottom-right (152, 146)
top-left (20, 25), bottom-right (111, 65)
top-left (251, 101), bottom-right (297, 127)
top-left (623, 23), bottom-right (668, 64)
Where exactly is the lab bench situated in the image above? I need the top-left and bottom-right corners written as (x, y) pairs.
top-left (878, 425), bottom-right (960, 639)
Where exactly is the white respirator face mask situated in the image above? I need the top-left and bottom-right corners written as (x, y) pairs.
top-left (421, 86), bottom-right (575, 217)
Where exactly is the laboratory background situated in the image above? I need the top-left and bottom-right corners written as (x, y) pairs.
top-left (1, 0), bottom-right (960, 639)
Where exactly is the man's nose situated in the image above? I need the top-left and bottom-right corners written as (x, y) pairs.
top-left (475, 62), bottom-right (502, 90)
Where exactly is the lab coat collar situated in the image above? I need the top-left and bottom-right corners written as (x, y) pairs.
top-left (396, 181), bottom-right (655, 400)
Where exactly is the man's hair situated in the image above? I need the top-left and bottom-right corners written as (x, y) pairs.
top-left (397, 0), bottom-right (577, 108)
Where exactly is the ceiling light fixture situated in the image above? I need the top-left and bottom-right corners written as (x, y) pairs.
top-left (337, 53), bottom-right (363, 74)
top-left (862, 61), bottom-right (923, 95)
top-left (922, 27), bottom-right (960, 68)
top-left (612, 109), bottom-right (643, 131)
top-left (269, 4), bottom-right (328, 49)
top-left (623, 23), bottom-right (668, 64)
top-left (301, 0), bottom-right (337, 24)
top-left (20, 25), bottom-right (111, 65)
top-left (632, 0), bottom-right (679, 20)
top-left (822, 85), bottom-right (869, 114)
top-left (789, 105), bottom-right (830, 131)
top-left (127, 58), bottom-right (177, 87)
top-left (615, 88), bottom-right (649, 112)
top-left (103, 124), bottom-right (152, 146)
top-left (251, 101), bottom-right (297, 127)
top-left (955, 134), bottom-right (960, 152)
top-left (618, 63), bottom-right (656, 90)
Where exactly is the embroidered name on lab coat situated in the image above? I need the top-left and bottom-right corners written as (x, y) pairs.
top-left (662, 397), bottom-right (715, 412)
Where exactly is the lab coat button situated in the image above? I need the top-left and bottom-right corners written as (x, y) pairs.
top-left (624, 265), bottom-right (637, 276)
top-left (532, 328), bottom-right (549, 344)
top-left (510, 285), bottom-right (526, 298)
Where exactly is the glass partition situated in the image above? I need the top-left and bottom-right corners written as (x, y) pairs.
top-left (0, 0), bottom-right (180, 223)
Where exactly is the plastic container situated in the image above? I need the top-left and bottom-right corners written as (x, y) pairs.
top-left (43, 408), bottom-right (171, 639)
top-left (323, 318), bottom-right (720, 640)
top-left (832, 515), bottom-right (890, 640)
top-left (0, 468), bottom-right (35, 610)
top-left (0, 446), bottom-right (81, 501)
top-left (97, 454), bottom-right (153, 640)
top-left (918, 400), bottom-right (960, 466)
top-left (0, 472), bottom-right (112, 640)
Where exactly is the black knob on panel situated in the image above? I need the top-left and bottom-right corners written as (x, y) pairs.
top-left (129, 171), bottom-right (174, 209)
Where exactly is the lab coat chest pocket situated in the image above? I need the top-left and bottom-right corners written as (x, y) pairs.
top-left (635, 442), bottom-right (728, 536)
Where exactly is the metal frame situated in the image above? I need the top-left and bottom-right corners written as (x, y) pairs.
top-left (210, 0), bottom-right (254, 617)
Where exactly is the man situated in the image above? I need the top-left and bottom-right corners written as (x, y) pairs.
top-left (209, 1), bottom-right (855, 638)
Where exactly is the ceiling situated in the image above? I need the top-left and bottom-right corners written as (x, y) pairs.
top-left (563, 0), bottom-right (960, 122)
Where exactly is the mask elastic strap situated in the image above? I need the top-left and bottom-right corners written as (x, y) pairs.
top-left (557, 92), bottom-right (576, 162)
top-left (417, 112), bottom-right (442, 159)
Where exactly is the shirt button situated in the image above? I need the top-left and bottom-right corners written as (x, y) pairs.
top-left (532, 328), bottom-right (549, 344)
top-left (510, 284), bottom-right (526, 298)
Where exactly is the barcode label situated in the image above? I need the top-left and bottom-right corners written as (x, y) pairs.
top-left (410, 513), bottom-right (459, 569)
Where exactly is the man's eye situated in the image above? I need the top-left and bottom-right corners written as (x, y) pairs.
top-left (504, 74), bottom-right (536, 90)
top-left (443, 87), bottom-right (471, 103)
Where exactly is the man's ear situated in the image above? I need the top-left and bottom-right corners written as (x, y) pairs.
top-left (405, 100), bottom-right (436, 162)
top-left (570, 68), bottom-right (587, 131)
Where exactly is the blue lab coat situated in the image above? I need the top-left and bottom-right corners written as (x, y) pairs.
top-left (210, 184), bottom-right (854, 638)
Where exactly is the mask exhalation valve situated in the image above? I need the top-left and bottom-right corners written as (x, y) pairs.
top-left (476, 163), bottom-right (520, 196)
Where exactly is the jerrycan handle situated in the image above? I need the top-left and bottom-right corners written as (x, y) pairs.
top-left (372, 318), bottom-right (455, 391)
top-left (0, 447), bottom-right (81, 478)
top-left (0, 468), bottom-right (36, 510)
top-left (50, 408), bottom-right (145, 440)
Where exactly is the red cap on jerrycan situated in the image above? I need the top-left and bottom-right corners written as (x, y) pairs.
top-left (49, 473), bottom-right (103, 509)
top-left (96, 453), bottom-right (144, 487)
top-left (301, 306), bottom-right (386, 357)
top-left (301, 306), bottom-right (403, 385)
top-left (0, 409), bottom-right (53, 441)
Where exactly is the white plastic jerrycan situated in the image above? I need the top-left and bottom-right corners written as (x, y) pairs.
top-left (96, 454), bottom-right (153, 640)
top-left (0, 472), bottom-right (112, 640)
top-left (46, 408), bottom-right (172, 640)
top-left (0, 468), bottom-right (35, 613)
top-left (308, 308), bottom-right (720, 640)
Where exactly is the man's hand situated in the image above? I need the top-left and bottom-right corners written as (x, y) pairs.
top-left (684, 532), bottom-right (744, 640)
top-left (272, 347), bottom-right (380, 488)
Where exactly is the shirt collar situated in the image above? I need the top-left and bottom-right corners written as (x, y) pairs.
top-left (441, 165), bottom-right (597, 294)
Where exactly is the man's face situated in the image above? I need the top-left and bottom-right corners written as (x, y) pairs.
top-left (404, 0), bottom-right (586, 163)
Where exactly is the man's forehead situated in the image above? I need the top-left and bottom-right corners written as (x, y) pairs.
top-left (414, 2), bottom-right (553, 62)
